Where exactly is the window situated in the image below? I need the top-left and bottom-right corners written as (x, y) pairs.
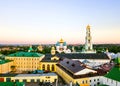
top-left (86, 80), bottom-right (87, 83)
top-left (90, 80), bottom-right (91, 82)
top-left (47, 64), bottom-right (50, 71)
top-left (111, 80), bottom-right (113, 83)
top-left (52, 65), bottom-right (54, 71)
top-left (66, 61), bottom-right (69, 64)
top-left (97, 82), bottom-right (100, 85)
top-left (42, 64), bottom-right (45, 70)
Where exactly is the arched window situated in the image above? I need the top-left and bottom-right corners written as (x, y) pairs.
top-left (51, 64), bottom-right (54, 71)
top-left (42, 64), bottom-right (45, 70)
top-left (47, 64), bottom-right (50, 71)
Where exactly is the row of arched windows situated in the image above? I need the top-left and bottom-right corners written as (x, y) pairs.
top-left (42, 64), bottom-right (55, 71)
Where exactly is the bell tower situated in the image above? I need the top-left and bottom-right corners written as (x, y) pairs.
top-left (85, 25), bottom-right (93, 51)
top-left (82, 25), bottom-right (96, 53)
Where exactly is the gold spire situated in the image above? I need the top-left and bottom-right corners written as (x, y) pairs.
top-left (86, 25), bottom-right (90, 29)
top-left (59, 38), bottom-right (64, 43)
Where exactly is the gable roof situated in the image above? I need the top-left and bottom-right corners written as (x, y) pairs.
top-left (7, 52), bottom-right (44, 57)
top-left (42, 53), bottom-right (110, 62)
top-left (0, 59), bottom-right (12, 64)
top-left (56, 53), bottom-right (110, 59)
top-left (59, 58), bottom-right (85, 73)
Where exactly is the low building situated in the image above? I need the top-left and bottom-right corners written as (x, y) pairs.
top-left (0, 73), bottom-right (58, 83)
top-left (0, 59), bottom-right (13, 74)
top-left (55, 53), bottom-right (110, 67)
top-left (5, 52), bottom-right (45, 71)
top-left (101, 57), bottom-right (120, 86)
top-left (56, 58), bottom-right (105, 86)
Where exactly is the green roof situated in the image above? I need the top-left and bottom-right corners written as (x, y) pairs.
top-left (0, 59), bottom-right (12, 64)
top-left (0, 82), bottom-right (25, 86)
top-left (7, 52), bottom-right (44, 57)
top-left (105, 58), bottom-right (120, 82)
top-left (114, 57), bottom-right (120, 64)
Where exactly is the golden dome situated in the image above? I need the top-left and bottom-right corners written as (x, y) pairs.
top-left (51, 46), bottom-right (55, 50)
top-left (59, 38), bottom-right (64, 43)
top-left (86, 25), bottom-right (90, 29)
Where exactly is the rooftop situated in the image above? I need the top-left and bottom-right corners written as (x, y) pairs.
top-left (7, 52), bottom-right (44, 57)
top-left (0, 82), bottom-right (25, 86)
top-left (114, 57), bottom-right (120, 64)
top-left (59, 58), bottom-right (85, 73)
top-left (56, 63), bottom-right (105, 79)
top-left (56, 53), bottom-right (110, 59)
top-left (15, 73), bottom-right (57, 77)
top-left (0, 74), bottom-right (18, 77)
top-left (41, 53), bottom-right (110, 62)
top-left (41, 54), bottom-right (58, 62)
top-left (0, 59), bottom-right (13, 64)
top-left (105, 57), bottom-right (120, 82)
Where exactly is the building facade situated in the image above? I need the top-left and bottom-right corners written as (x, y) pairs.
top-left (5, 52), bottom-right (44, 71)
top-left (0, 73), bottom-right (58, 83)
top-left (0, 60), bottom-right (13, 74)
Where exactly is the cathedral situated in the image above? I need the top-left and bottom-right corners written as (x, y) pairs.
top-left (55, 38), bottom-right (71, 53)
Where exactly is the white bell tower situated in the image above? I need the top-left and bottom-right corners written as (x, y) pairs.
top-left (85, 25), bottom-right (93, 51)
top-left (82, 25), bottom-right (96, 53)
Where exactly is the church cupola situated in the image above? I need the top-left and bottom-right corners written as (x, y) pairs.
top-left (28, 45), bottom-right (33, 52)
top-left (51, 46), bottom-right (56, 55)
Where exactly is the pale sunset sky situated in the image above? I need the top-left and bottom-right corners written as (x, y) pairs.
top-left (0, 0), bottom-right (120, 44)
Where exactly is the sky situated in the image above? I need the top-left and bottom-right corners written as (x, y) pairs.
top-left (0, 0), bottom-right (120, 44)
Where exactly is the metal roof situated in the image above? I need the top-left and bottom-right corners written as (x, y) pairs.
top-left (15, 73), bottom-right (57, 77)
top-left (41, 53), bottom-right (110, 62)
top-left (7, 52), bottom-right (44, 57)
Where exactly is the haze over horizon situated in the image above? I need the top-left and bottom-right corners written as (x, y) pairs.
top-left (0, 0), bottom-right (120, 44)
